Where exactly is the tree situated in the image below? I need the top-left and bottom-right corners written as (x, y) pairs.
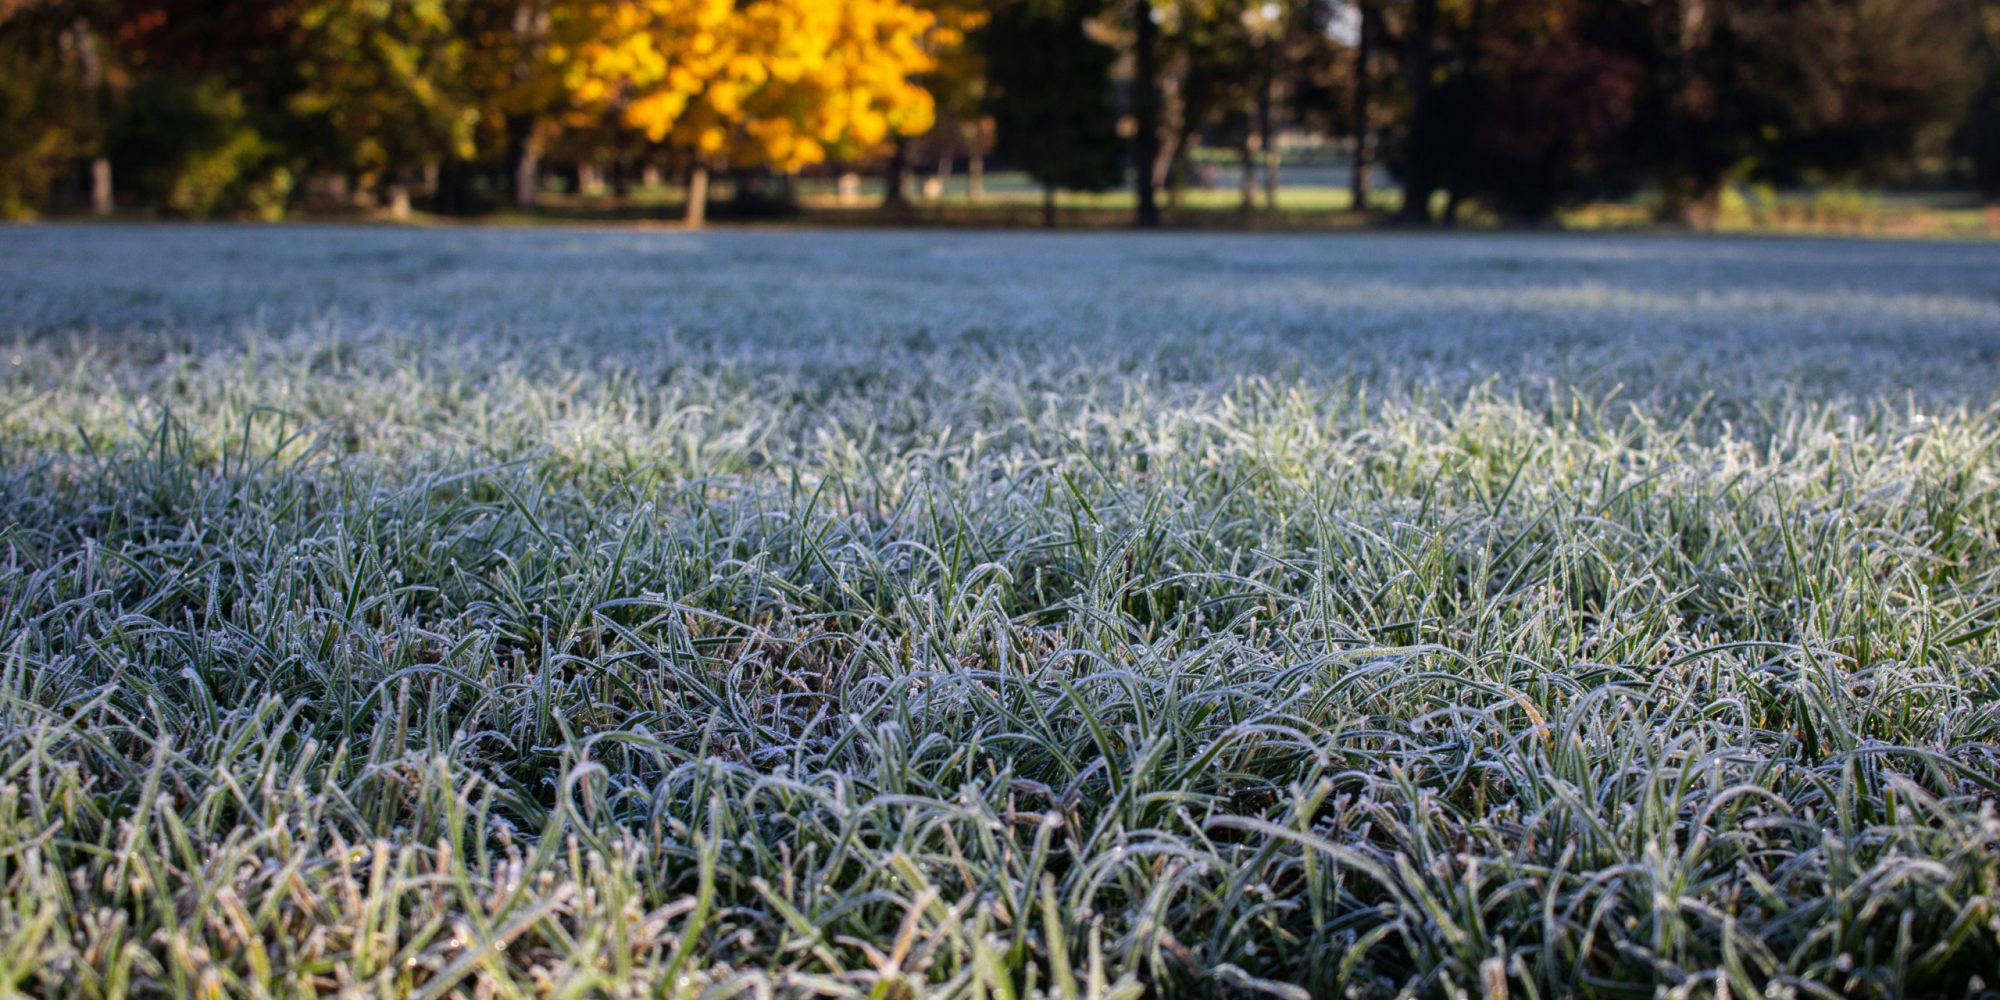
top-left (1450, 0), bottom-right (1641, 223)
top-left (1629, 0), bottom-right (1971, 228)
top-left (1349, 0), bottom-right (1376, 210)
top-left (894, 0), bottom-right (986, 206)
top-left (287, 0), bottom-right (478, 216)
top-left (104, 0), bottom-right (318, 217)
top-left (1387, 0), bottom-right (1442, 222)
top-left (457, 0), bottom-right (595, 212)
top-left (1130, 0), bottom-right (1163, 226)
top-left (981, 0), bottom-right (1124, 226)
top-left (0, 0), bottom-right (123, 217)
top-left (1158, 0), bottom-right (1274, 214)
top-left (1958, 3), bottom-right (2000, 204)
top-left (570, 0), bottom-right (939, 226)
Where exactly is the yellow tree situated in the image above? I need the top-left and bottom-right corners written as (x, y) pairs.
top-left (567, 0), bottom-right (939, 225)
top-left (458, 0), bottom-right (612, 210)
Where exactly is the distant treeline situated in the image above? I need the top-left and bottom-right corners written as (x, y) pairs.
top-left (3, 0), bottom-right (1996, 226)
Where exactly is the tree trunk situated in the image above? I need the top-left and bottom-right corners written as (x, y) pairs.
top-left (1161, 71), bottom-right (1191, 212)
top-left (1239, 133), bottom-right (1257, 214)
top-left (1659, 0), bottom-right (1718, 229)
top-left (90, 158), bottom-right (113, 216)
top-left (437, 161), bottom-right (474, 215)
top-left (838, 171), bottom-right (862, 205)
top-left (968, 150), bottom-right (985, 202)
top-left (506, 114), bottom-right (541, 210)
top-left (1350, 2), bottom-right (1375, 212)
top-left (72, 19), bottom-right (113, 217)
top-left (1043, 183), bottom-right (1058, 228)
top-left (1394, 0), bottom-right (1441, 224)
top-left (883, 139), bottom-right (910, 207)
top-left (384, 179), bottom-right (412, 220)
top-left (931, 153), bottom-right (952, 201)
top-left (685, 164), bottom-right (709, 228)
top-left (1257, 67), bottom-right (1278, 211)
top-left (1133, 0), bottom-right (1162, 228)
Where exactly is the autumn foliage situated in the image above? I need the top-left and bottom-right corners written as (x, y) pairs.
top-left (0, 0), bottom-right (952, 219)
top-left (566, 0), bottom-right (941, 173)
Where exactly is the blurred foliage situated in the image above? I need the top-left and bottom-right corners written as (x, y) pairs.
top-left (0, 0), bottom-right (1992, 222)
top-left (568, 0), bottom-right (941, 173)
top-left (979, 0), bottom-right (1123, 202)
top-left (108, 76), bottom-right (288, 217)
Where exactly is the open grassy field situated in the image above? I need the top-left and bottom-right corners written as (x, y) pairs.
top-left (489, 172), bottom-right (1999, 238)
top-left (3, 225), bottom-right (2000, 998)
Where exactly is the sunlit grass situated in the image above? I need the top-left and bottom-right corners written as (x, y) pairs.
top-left (2, 225), bottom-right (1999, 997)
top-left (527, 171), bottom-right (1994, 235)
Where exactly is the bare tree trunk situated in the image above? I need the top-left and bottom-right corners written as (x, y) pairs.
top-left (1133, 0), bottom-right (1162, 228)
top-left (437, 161), bottom-right (474, 215)
top-left (1657, 0), bottom-right (1716, 228)
top-left (685, 164), bottom-right (709, 227)
top-left (1239, 132), bottom-right (1257, 214)
top-left (931, 153), bottom-right (952, 201)
top-left (1395, 0), bottom-right (1441, 224)
top-left (1350, 2), bottom-right (1375, 212)
top-left (968, 150), bottom-right (984, 202)
top-left (1258, 52), bottom-right (1278, 211)
top-left (72, 18), bottom-right (113, 216)
top-left (90, 158), bottom-right (113, 216)
top-left (384, 178), bottom-right (412, 220)
top-left (505, 3), bottom-right (550, 211)
top-left (883, 139), bottom-right (910, 207)
top-left (507, 114), bottom-right (541, 210)
top-left (1158, 50), bottom-right (1190, 213)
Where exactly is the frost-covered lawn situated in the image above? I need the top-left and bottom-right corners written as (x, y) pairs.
top-left (3, 225), bottom-right (1999, 997)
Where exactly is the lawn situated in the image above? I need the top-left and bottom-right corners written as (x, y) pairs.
top-left (505, 172), bottom-right (1998, 237)
top-left (3, 225), bottom-right (1999, 998)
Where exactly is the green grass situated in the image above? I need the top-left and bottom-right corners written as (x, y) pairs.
top-left (2, 225), bottom-right (1999, 997)
top-left (503, 171), bottom-right (1992, 237)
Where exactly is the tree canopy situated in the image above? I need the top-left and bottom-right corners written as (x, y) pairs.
top-left (1, 0), bottom-right (1992, 224)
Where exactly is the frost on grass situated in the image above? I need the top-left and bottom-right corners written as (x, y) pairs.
top-left (2, 226), bottom-right (2000, 997)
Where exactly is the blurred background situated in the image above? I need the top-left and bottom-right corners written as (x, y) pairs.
top-left (3, 0), bottom-right (1996, 234)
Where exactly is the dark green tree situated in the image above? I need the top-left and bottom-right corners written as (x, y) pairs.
top-left (979, 0), bottom-right (1124, 226)
top-left (0, 0), bottom-right (120, 217)
top-left (1953, 3), bottom-right (2000, 204)
top-left (1628, 0), bottom-right (1971, 227)
top-left (1959, 75), bottom-right (2000, 204)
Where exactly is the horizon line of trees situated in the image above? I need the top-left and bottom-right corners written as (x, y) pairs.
top-left (4, 0), bottom-right (1998, 229)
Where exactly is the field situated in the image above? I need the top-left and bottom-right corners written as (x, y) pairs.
top-left (502, 172), bottom-right (2000, 239)
top-left (3, 225), bottom-right (2000, 998)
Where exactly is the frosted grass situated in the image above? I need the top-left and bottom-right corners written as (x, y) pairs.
top-left (1, 225), bottom-right (1998, 997)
